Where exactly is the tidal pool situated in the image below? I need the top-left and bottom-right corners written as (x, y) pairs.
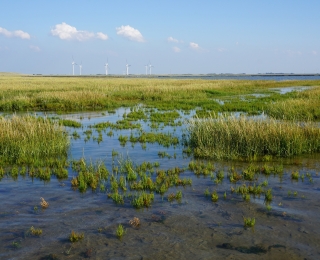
top-left (0, 109), bottom-right (320, 260)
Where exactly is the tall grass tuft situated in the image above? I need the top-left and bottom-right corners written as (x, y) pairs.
top-left (188, 114), bottom-right (320, 160)
top-left (0, 115), bottom-right (69, 166)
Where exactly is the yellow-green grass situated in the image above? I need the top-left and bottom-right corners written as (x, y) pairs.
top-left (1, 75), bottom-right (319, 116)
top-left (0, 115), bottom-right (69, 166)
top-left (188, 114), bottom-right (320, 160)
top-left (265, 87), bottom-right (320, 120)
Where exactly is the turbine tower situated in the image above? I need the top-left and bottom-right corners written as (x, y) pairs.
top-left (126, 60), bottom-right (131, 75)
top-left (149, 61), bottom-right (154, 75)
top-left (79, 61), bottom-right (82, 76)
top-left (72, 56), bottom-right (77, 76)
top-left (105, 59), bottom-right (109, 75)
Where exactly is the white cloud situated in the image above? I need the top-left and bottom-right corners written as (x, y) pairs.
top-left (96, 32), bottom-right (108, 40)
top-left (167, 36), bottom-right (179, 43)
top-left (189, 42), bottom-right (200, 50)
top-left (312, 50), bottom-right (318, 55)
top-left (172, 46), bottom-right (181, 53)
top-left (116, 25), bottom-right (144, 42)
top-left (51, 22), bottom-right (108, 41)
top-left (29, 45), bottom-right (41, 52)
top-left (0, 27), bottom-right (30, 39)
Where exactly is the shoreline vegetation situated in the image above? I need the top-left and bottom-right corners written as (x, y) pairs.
top-left (0, 75), bottom-right (319, 120)
top-left (188, 114), bottom-right (320, 160)
top-left (0, 75), bottom-right (319, 163)
top-left (0, 115), bottom-right (69, 167)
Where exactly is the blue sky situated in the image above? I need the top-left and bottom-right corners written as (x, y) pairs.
top-left (0, 0), bottom-right (319, 75)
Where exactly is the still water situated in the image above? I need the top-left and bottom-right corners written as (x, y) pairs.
top-left (0, 107), bottom-right (320, 260)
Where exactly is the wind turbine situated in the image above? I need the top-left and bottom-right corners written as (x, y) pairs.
top-left (126, 60), bottom-right (131, 75)
top-left (71, 56), bottom-right (77, 76)
top-left (79, 61), bottom-right (82, 76)
top-left (104, 59), bottom-right (109, 75)
top-left (149, 61), bottom-right (154, 75)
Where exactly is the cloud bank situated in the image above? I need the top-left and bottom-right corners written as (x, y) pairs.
top-left (0, 27), bottom-right (30, 39)
top-left (116, 25), bottom-right (144, 42)
top-left (51, 22), bottom-right (108, 41)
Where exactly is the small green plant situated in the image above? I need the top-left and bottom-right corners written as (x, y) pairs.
top-left (29, 226), bottom-right (42, 236)
top-left (175, 190), bottom-right (182, 202)
top-left (266, 204), bottom-right (272, 211)
top-left (223, 191), bottom-right (227, 199)
top-left (204, 188), bottom-right (210, 197)
top-left (69, 230), bottom-right (84, 242)
top-left (132, 192), bottom-right (154, 208)
top-left (211, 191), bottom-right (219, 202)
top-left (108, 191), bottom-right (124, 204)
top-left (116, 224), bottom-right (125, 240)
top-left (243, 193), bottom-right (250, 202)
top-left (243, 216), bottom-right (255, 229)
top-left (291, 171), bottom-right (299, 180)
top-left (264, 189), bottom-right (272, 204)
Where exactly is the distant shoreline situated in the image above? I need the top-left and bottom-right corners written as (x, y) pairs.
top-left (29, 73), bottom-right (320, 78)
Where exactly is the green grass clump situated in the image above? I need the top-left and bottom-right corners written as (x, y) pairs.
top-left (59, 119), bottom-right (81, 128)
top-left (69, 230), bottom-right (84, 242)
top-left (0, 115), bottom-right (69, 166)
top-left (243, 217), bottom-right (255, 229)
top-left (71, 158), bottom-right (109, 192)
top-left (291, 171), bottom-right (299, 180)
top-left (211, 191), bottom-right (219, 202)
top-left (108, 191), bottom-right (125, 204)
top-left (132, 192), bottom-right (154, 209)
top-left (188, 114), bottom-right (320, 160)
top-left (116, 224), bottom-right (125, 240)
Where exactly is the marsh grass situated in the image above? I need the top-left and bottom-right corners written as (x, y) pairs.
top-left (71, 158), bottom-right (109, 192)
top-left (0, 115), bottom-right (69, 166)
top-left (265, 87), bottom-right (320, 120)
top-left (2, 76), bottom-right (319, 117)
top-left (188, 114), bottom-right (320, 160)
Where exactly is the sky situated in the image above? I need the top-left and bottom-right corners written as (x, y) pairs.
top-left (0, 0), bottom-right (319, 75)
